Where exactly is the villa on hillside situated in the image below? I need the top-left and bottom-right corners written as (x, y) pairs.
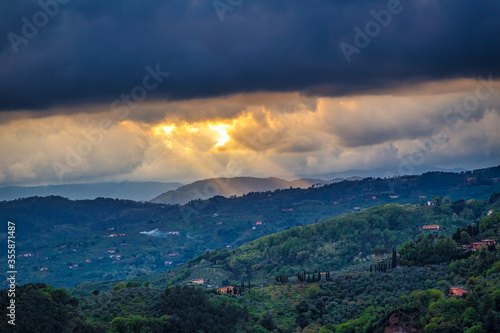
top-left (482, 239), bottom-right (496, 246)
top-left (422, 225), bottom-right (440, 231)
top-left (427, 200), bottom-right (437, 206)
top-left (450, 287), bottom-right (468, 297)
top-left (462, 239), bottom-right (497, 251)
top-left (217, 286), bottom-right (234, 294)
top-left (190, 279), bottom-right (205, 285)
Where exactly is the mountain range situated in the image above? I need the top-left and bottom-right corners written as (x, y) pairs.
top-left (150, 176), bottom-right (330, 205)
top-left (0, 181), bottom-right (182, 202)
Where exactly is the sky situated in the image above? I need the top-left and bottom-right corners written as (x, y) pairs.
top-left (1, 0), bottom-right (499, 186)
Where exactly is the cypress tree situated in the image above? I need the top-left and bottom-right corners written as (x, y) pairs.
top-left (392, 247), bottom-right (397, 268)
top-left (467, 224), bottom-right (473, 236)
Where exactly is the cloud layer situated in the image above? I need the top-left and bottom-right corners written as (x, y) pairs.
top-left (1, 0), bottom-right (499, 111)
top-left (1, 80), bottom-right (499, 186)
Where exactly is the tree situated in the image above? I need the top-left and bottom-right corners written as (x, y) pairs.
top-left (392, 247), bottom-right (397, 268)
top-left (460, 231), bottom-right (471, 245)
top-left (260, 313), bottom-right (277, 331)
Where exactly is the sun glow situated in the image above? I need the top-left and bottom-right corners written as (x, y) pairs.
top-left (162, 125), bottom-right (175, 135)
top-left (209, 123), bottom-right (230, 147)
top-left (150, 114), bottom-right (256, 151)
top-left (153, 124), bottom-right (176, 136)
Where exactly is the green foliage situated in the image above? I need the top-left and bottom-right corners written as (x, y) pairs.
top-left (460, 231), bottom-right (471, 244)
top-left (2, 165), bottom-right (499, 288)
top-left (480, 212), bottom-right (500, 231)
top-left (110, 315), bottom-right (167, 333)
top-left (465, 325), bottom-right (484, 333)
top-left (113, 282), bottom-right (126, 291)
top-left (0, 283), bottom-right (103, 332)
top-left (156, 285), bottom-right (251, 332)
top-left (399, 234), bottom-right (459, 266)
top-left (192, 203), bottom-right (478, 281)
top-left (449, 246), bottom-right (500, 277)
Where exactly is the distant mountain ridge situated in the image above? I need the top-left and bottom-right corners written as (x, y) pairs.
top-left (0, 181), bottom-right (182, 201)
top-left (150, 176), bottom-right (329, 205)
top-left (297, 166), bottom-right (469, 181)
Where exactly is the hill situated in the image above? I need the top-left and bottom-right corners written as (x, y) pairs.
top-left (2, 194), bottom-right (499, 332)
top-left (1, 165), bottom-right (499, 288)
top-left (182, 199), bottom-right (487, 284)
top-left (0, 181), bottom-right (182, 201)
top-left (150, 176), bottom-right (328, 204)
top-left (298, 166), bottom-right (468, 181)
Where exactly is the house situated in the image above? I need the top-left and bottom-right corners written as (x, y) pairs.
top-left (389, 195), bottom-right (399, 199)
top-left (217, 286), bottom-right (234, 294)
top-left (255, 221), bottom-right (263, 225)
top-left (427, 200), bottom-right (437, 206)
top-left (422, 225), bottom-right (440, 231)
top-left (462, 240), bottom-right (496, 251)
top-left (487, 210), bottom-right (494, 216)
top-left (419, 195), bottom-right (427, 199)
top-left (40, 267), bottom-right (48, 271)
top-left (85, 259), bottom-right (91, 263)
top-left (471, 242), bottom-right (483, 250)
top-left (190, 279), bottom-right (204, 285)
top-left (466, 176), bottom-right (477, 183)
top-left (450, 287), bottom-right (468, 297)
top-left (164, 261), bottom-right (173, 266)
top-left (462, 244), bottom-right (473, 251)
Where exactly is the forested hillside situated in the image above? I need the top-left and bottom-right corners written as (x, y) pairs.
top-left (0, 166), bottom-right (499, 288)
top-left (1, 193), bottom-right (499, 332)
top-left (186, 198), bottom-right (487, 282)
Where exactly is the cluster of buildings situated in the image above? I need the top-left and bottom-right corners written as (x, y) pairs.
top-left (462, 239), bottom-right (496, 251)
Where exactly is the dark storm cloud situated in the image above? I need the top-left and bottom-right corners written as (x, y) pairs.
top-left (1, 0), bottom-right (499, 111)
